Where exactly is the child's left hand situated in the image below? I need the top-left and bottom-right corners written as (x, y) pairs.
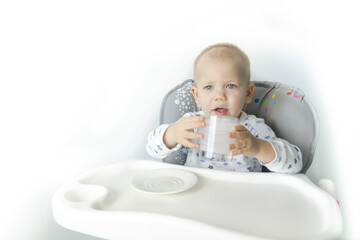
top-left (227, 125), bottom-right (260, 157)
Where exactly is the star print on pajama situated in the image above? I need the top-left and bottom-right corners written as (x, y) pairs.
top-left (146, 111), bottom-right (302, 173)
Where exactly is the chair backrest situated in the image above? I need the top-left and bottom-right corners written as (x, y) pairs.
top-left (160, 79), bottom-right (319, 173)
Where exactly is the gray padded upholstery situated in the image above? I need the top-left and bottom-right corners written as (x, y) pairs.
top-left (160, 79), bottom-right (319, 173)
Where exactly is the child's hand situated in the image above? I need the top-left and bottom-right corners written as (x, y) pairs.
top-left (164, 116), bottom-right (205, 149)
top-left (227, 125), bottom-right (260, 157)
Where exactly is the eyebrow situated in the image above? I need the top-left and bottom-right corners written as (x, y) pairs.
top-left (200, 80), bottom-right (214, 86)
top-left (201, 79), bottom-right (239, 85)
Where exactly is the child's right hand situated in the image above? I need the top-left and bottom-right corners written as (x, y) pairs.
top-left (163, 116), bottom-right (205, 149)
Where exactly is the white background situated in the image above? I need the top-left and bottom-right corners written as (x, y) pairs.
top-left (1, 0), bottom-right (359, 239)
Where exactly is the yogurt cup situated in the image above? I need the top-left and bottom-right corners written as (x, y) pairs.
top-left (198, 115), bottom-right (239, 161)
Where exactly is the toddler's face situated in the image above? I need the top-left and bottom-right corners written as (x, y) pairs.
top-left (192, 57), bottom-right (254, 118)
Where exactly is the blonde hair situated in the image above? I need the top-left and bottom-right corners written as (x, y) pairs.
top-left (194, 43), bottom-right (250, 83)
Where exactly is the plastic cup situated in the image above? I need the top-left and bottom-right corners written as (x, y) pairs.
top-left (198, 115), bottom-right (240, 161)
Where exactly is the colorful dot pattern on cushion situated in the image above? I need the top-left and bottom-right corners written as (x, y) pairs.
top-left (251, 88), bottom-right (302, 114)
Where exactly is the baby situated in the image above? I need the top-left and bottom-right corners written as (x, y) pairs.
top-left (146, 43), bottom-right (302, 173)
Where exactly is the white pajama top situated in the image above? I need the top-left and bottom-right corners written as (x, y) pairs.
top-left (146, 111), bottom-right (302, 173)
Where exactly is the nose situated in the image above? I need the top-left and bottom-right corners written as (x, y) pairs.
top-left (214, 89), bottom-right (227, 101)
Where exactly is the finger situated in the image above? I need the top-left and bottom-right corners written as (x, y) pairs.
top-left (233, 124), bottom-right (247, 131)
top-left (185, 116), bottom-right (205, 123)
top-left (183, 131), bottom-right (203, 140)
top-left (228, 137), bottom-right (248, 149)
top-left (182, 116), bottom-right (206, 130)
top-left (231, 148), bottom-right (246, 156)
top-left (228, 143), bottom-right (236, 150)
top-left (180, 139), bottom-right (200, 149)
top-left (184, 121), bottom-right (206, 131)
top-left (228, 131), bottom-right (247, 139)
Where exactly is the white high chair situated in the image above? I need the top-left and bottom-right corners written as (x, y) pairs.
top-left (52, 80), bottom-right (342, 240)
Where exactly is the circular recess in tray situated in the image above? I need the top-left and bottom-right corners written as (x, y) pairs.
top-left (130, 168), bottom-right (198, 194)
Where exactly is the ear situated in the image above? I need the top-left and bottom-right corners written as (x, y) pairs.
top-left (191, 86), bottom-right (201, 104)
top-left (245, 83), bottom-right (255, 104)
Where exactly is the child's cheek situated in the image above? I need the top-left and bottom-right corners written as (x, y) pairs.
top-left (203, 103), bottom-right (212, 115)
top-left (199, 96), bottom-right (212, 115)
top-left (230, 97), bottom-right (245, 116)
top-left (231, 99), bottom-right (242, 111)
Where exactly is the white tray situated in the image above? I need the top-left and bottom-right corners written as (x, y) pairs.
top-left (52, 159), bottom-right (342, 240)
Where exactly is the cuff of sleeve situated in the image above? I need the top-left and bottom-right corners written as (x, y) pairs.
top-left (261, 139), bottom-right (280, 167)
top-left (159, 124), bottom-right (182, 152)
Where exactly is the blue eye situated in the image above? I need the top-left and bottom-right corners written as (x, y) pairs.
top-left (226, 84), bottom-right (237, 89)
top-left (204, 85), bottom-right (213, 90)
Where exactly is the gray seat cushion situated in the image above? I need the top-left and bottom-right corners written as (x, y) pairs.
top-left (160, 79), bottom-right (319, 173)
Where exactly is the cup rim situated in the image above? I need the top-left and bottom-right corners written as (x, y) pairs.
top-left (204, 115), bottom-right (239, 120)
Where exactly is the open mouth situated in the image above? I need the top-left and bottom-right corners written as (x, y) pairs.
top-left (212, 108), bottom-right (228, 115)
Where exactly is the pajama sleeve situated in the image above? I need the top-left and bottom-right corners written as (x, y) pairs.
top-left (264, 138), bottom-right (303, 173)
top-left (146, 124), bottom-right (182, 159)
top-left (146, 112), bottom-right (198, 159)
top-left (246, 117), bottom-right (303, 174)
